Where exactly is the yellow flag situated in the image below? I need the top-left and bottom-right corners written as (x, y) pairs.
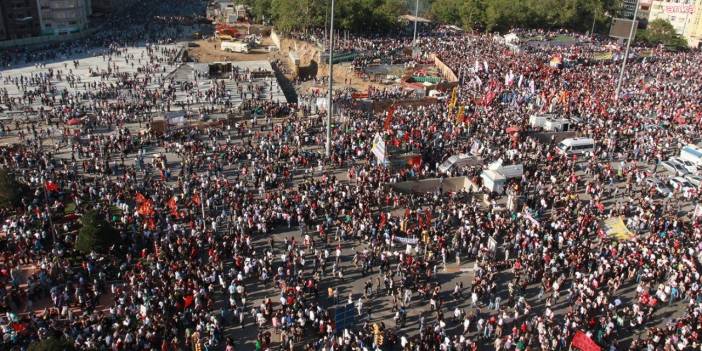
top-left (456, 106), bottom-right (465, 124)
top-left (449, 87), bottom-right (457, 107)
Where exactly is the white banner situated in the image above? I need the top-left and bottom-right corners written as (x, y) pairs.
top-left (394, 236), bottom-right (419, 245)
top-left (371, 133), bottom-right (386, 164)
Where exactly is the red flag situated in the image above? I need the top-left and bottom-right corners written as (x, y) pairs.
top-left (408, 155), bottom-right (422, 168)
top-left (11, 322), bottom-right (26, 333)
top-left (572, 331), bottom-right (601, 351)
top-left (192, 193), bottom-right (201, 206)
top-left (183, 295), bottom-right (194, 308)
top-left (135, 192), bottom-right (147, 205)
top-left (45, 181), bottom-right (59, 192)
top-left (482, 91), bottom-right (497, 106)
top-left (138, 200), bottom-right (155, 217)
top-left (146, 217), bottom-right (157, 230)
top-left (379, 212), bottom-right (387, 229)
top-left (167, 197), bottom-right (178, 218)
top-left (384, 106), bottom-right (395, 131)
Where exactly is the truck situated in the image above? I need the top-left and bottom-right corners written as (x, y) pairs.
top-left (221, 41), bottom-right (249, 53)
top-left (481, 170), bottom-right (506, 194)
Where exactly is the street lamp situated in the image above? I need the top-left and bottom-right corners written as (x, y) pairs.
top-left (413, 0), bottom-right (419, 46)
top-left (615, 0), bottom-right (640, 100)
top-left (326, 0), bottom-right (335, 158)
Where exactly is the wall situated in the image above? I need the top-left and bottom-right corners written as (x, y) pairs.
top-left (1, 0), bottom-right (41, 39)
top-left (38, 0), bottom-right (90, 36)
top-left (270, 29), bottom-right (281, 50)
top-left (0, 27), bottom-right (95, 49)
top-left (429, 53), bottom-right (458, 83)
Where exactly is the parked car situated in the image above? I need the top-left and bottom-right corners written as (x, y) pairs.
top-left (684, 174), bottom-right (702, 188)
top-left (660, 160), bottom-right (689, 176)
top-left (669, 177), bottom-right (696, 193)
top-left (669, 157), bottom-right (697, 174)
top-left (644, 178), bottom-right (672, 197)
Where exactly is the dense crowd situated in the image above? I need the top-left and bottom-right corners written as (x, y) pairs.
top-left (1, 7), bottom-right (702, 351)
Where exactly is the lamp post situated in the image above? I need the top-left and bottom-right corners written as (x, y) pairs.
top-left (413, 0), bottom-right (419, 46)
top-left (41, 176), bottom-right (57, 243)
top-left (615, 0), bottom-right (640, 100)
top-left (326, 0), bottom-right (335, 158)
top-left (591, 7), bottom-right (597, 36)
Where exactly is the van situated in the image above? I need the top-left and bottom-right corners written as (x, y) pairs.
top-left (544, 118), bottom-right (571, 132)
top-left (221, 41), bottom-right (249, 53)
top-left (556, 137), bottom-right (595, 155)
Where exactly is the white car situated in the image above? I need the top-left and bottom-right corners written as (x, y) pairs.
top-left (669, 157), bottom-right (697, 174)
top-left (644, 178), bottom-right (672, 197)
top-left (685, 174), bottom-right (702, 188)
top-left (669, 177), bottom-right (696, 193)
top-left (660, 160), bottom-right (689, 176)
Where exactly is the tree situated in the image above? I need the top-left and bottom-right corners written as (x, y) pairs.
top-left (270, 0), bottom-right (326, 33)
top-left (75, 210), bottom-right (120, 254)
top-left (268, 0), bottom-right (405, 34)
top-left (430, 0), bottom-right (462, 25)
top-left (428, 0), bottom-right (620, 33)
top-left (240, 0), bottom-right (272, 23)
top-left (28, 337), bottom-right (75, 351)
top-left (637, 19), bottom-right (688, 50)
top-left (0, 168), bottom-right (23, 209)
top-left (459, 0), bottom-right (486, 31)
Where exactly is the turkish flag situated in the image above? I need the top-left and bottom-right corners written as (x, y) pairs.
top-left (11, 322), bottom-right (26, 333)
top-left (384, 106), bottom-right (395, 131)
top-left (183, 295), bottom-right (194, 309)
top-left (45, 181), bottom-right (59, 192)
top-left (572, 331), bottom-right (601, 351)
top-left (379, 212), bottom-right (387, 229)
top-left (135, 192), bottom-right (147, 205)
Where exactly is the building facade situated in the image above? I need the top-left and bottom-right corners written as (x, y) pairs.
top-left (621, 0), bottom-right (652, 20)
top-left (37, 0), bottom-right (91, 36)
top-left (0, 6), bottom-right (5, 41)
top-left (0, 0), bottom-right (41, 40)
top-left (649, 0), bottom-right (702, 47)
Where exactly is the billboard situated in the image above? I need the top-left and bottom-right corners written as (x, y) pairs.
top-left (610, 18), bottom-right (639, 39)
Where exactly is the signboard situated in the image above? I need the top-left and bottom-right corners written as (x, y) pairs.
top-left (610, 18), bottom-right (639, 39)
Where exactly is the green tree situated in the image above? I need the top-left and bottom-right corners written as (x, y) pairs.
top-left (430, 0), bottom-right (462, 25)
top-left (0, 168), bottom-right (23, 209)
top-left (271, 0), bottom-right (326, 33)
top-left (240, 0), bottom-right (272, 23)
top-left (28, 337), bottom-right (75, 351)
top-left (637, 19), bottom-right (688, 50)
top-left (459, 0), bottom-right (486, 31)
top-left (75, 210), bottom-right (120, 254)
top-left (429, 0), bottom-right (620, 33)
top-left (263, 0), bottom-right (406, 34)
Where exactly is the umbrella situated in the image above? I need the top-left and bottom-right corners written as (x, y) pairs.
top-left (67, 118), bottom-right (82, 126)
